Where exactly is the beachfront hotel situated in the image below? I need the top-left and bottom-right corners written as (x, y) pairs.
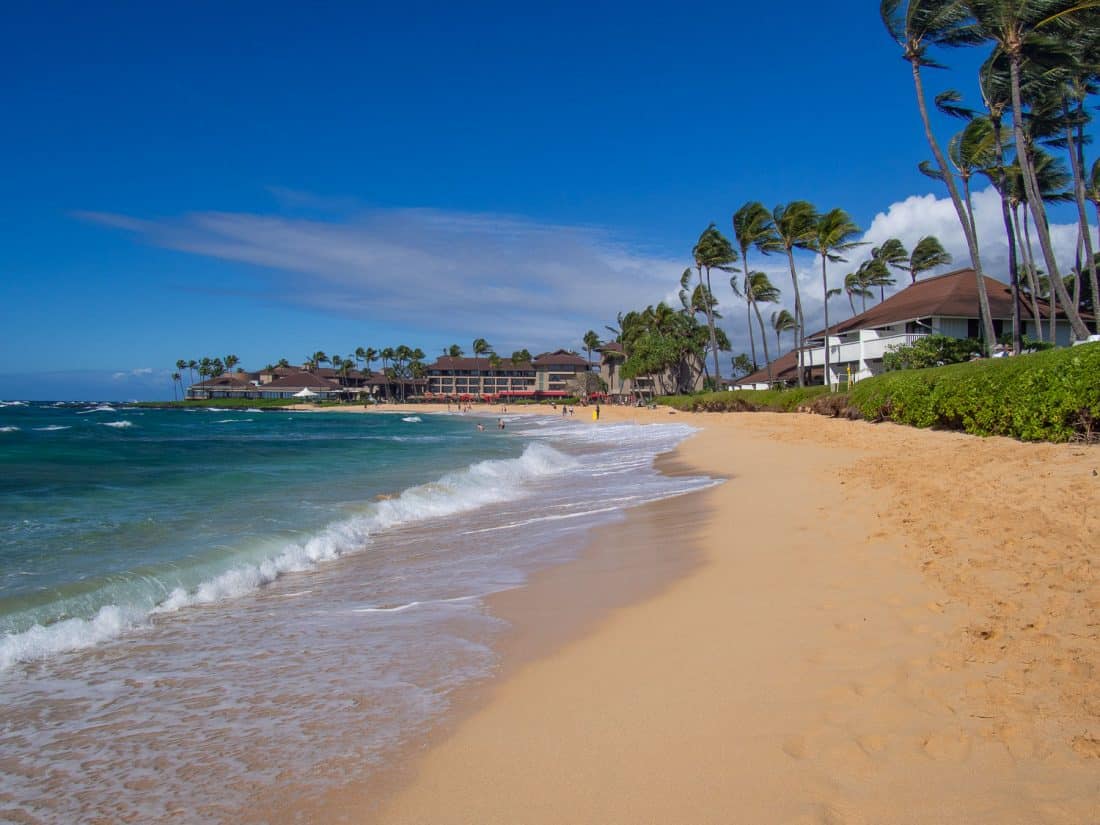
top-left (186, 350), bottom-right (597, 401)
top-left (735, 268), bottom-right (1087, 390)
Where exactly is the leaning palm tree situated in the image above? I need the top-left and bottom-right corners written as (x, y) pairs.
top-left (692, 224), bottom-right (739, 385)
top-left (171, 372), bottom-right (182, 401)
top-left (582, 330), bottom-right (601, 368)
top-left (771, 308), bottom-right (797, 355)
top-left (871, 238), bottom-right (908, 301)
top-left (765, 201), bottom-right (818, 386)
top-left (809, 209), bottom-right (865, 387)
top-left (908, 235), bottom-right (954, 283)
top-left (844, 268), bottom-right (874, 316)
top-left (881, 0), bottom-right (998, 346)
top-left (732, 202), bottom-right (779, 375)
top-left (962, 0), bottom-right (1092, 340)
top-left (745, 271), bottom-right (781, 382)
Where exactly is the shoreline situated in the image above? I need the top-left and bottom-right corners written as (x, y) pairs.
top-left (301, 407), bottom-right (1099, 824)
top-left (255, 405), bottom-right (717, 823)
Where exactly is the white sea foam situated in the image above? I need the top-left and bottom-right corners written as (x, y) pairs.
top-left (0, 604), bottom-right (147, 671)
top-left (0, 426), bottom-right (20, 433)
top-left (401, 416), bottom-right (422, 423)
top-left (100, 421), bottom-right (134, 429)
top-left (245, 408), bottom-right (263, 413)
top-left (351, 595), bottom-right (479, 613)
top-left (33, 425), bottom-right (71, 432)
top-left (76, 405), bottom-right (116, 414)
top-left (0, 442), bottom-right (576, 670)
top-left (0, 400), bottom-right (28, 407)
top-left (214, 418), bottom-right (253, 424)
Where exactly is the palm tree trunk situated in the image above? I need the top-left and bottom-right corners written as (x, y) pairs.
top-left (1001, 194), bottom-right (1023, 354)
top-left (784, 249), bottom-right (805, 388)
top-left (745, 300), bottom-right (758, 370)
top-left (909, 58), bottom-right (997, 349)
top-left (697, 267), bottom-right (721, 387)
top-left (990, 114), bottom-right (1023, 354)
top-left (1066, 105), bottom-right (1099, 332)
top-left (821, 254), bottom-right (831, 388)
top-left (1014, 205), bottom-right (1044, 341)
top-left (751, 298), bottom-right (773, 384)
top-left (1009, 57), bottom-right (1089, 341)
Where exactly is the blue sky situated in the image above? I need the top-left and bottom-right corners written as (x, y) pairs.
top-left (0, 1), bottom-right (1084, 399)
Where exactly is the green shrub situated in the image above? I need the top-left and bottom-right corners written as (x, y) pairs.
top-left (656, 386), bottom-right (831, 413)
top-left (849, 343), bottom-right (1100, 442)
top-left (883, 335), bottom-right (984, 371)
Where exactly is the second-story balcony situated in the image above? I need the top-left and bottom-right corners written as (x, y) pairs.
top-left (804, 332), bottom-right (929, 367)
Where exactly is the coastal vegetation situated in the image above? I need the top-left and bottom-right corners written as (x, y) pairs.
top-left (848, 342), bottom-right (1100, 441)
top-left (658, 342), bottom-right (1100, 442)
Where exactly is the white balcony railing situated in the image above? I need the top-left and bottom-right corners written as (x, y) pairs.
top-left (803, 332), bottom-right (929, 367)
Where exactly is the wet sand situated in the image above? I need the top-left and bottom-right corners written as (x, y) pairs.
top-left (296, 404), bottom-right (1100, 823)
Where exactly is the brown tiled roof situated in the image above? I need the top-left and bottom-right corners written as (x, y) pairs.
top-left (832, 268), bottom-right (1068, 334)
top-left (203, 372), bottom-right (256, 386)
top-left (533, 349), bottom-right (589, 367)
top-left (733, 352), bottom-right (823, 387)
top-left (599, 342), bottom-right (625, 354)
top-left (261, 371), bottom-right (340, 390)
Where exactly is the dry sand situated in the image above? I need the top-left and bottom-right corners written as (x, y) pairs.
top-left (297, 404), bottom-right (1099, 823)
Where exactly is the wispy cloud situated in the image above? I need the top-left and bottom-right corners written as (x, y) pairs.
top-left (76, 206), bottom-right (683, 352)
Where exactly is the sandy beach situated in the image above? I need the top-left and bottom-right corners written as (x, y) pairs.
top-left (290, 403), bottom-right (1098, 824)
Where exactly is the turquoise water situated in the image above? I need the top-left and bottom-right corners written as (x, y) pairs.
top-left (0, 402), bottom-right (522, 658)
top-left (0, 400), bottom-right (715, 823)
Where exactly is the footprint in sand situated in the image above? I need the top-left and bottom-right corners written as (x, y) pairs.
top-left (921, 730), bottom-right (972, 761)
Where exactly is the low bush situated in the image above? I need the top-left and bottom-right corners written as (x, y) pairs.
top-left (849, 343), bottom-right (1100, 442)
top-left (657, 386), bottom-right (831, 413)
top-left (883, 335), bottom-right (984, 371)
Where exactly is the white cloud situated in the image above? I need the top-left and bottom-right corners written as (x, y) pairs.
top-left (78, 207), bottom-right (683, 353)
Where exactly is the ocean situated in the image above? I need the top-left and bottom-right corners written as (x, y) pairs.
top-left (0, 401), bottom-right (713, 822)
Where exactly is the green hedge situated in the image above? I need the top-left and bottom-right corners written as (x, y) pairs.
top-left (848, 343), bottom-right (1100, 442)
top-left (656, 386), bottom-right (831, 412)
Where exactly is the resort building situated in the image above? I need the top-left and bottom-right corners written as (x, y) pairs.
top-left (734, 268), bottom-right (1084, 390)
top-left (187, 368), bottom-right (412, 400)
top-left (186, 349), bottom-right (596, 401)
top-left (423, 350), bottom-right (593, 400)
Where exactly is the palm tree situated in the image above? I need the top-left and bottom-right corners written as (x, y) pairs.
top-left (187, 359), bottom-right (198, 388)
top-left (732, 202), bottom-right (779, 376)
top-left (908, 235), bottom-right (954, 283)
top-left (224, 354), bottom-right (240, 373)
top-left (510, 349), bottom-right (532, 365)
top-left (354, 346), bottom-right (367, 371)
top-left (766, 201), bottom-right (818, 387)
top-left (582, 330), bottom-right (601, 369)
top-left (175, 359), bottom-right (189, 391)
top-left (277, 358), bottom-right (290, 369)
top-left (881, 0), bottom-right (999, 347)
top-left (810, 209), bottom-right (865, 387)
top-left (171, 371), bottom-right (182, 401)
top-left (963, 0), bottom-right (1092, 340)
top-left (771, 309), bottom-right (797, 355)
top-left (692, 224), bottom-right (739, 385)
top-left (448, 344), bottom-right (464, 358)
top-left (744, 271), bottom-right (781, 383)
top-left (363, 348), bottom-right (377, 376)
top-left (844, 268), bottom-right (874, 316)
top-left (472, 338), bottom-right (491, 398)
top-left (871, 238), bottom-right (909, 301)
